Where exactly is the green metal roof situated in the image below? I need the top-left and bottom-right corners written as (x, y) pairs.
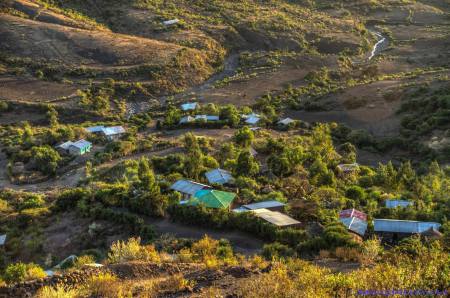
top-left (188, 190), bottom-right (236, 209)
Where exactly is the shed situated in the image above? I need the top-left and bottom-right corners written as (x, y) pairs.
top-left (188, 189), bottom-right (236, 209)
top-left (339, 209), bottom-right (367, 221)
top-left (241, 200), bottom-right (285, 212)
top-left (179, 116), bottom-right (195, 124)
top-left (0, 234), bottom-right (6, 246)
top-left (245, 116), bottom-right (261, 125)
top-left (181, 102), bottom-right (198, 111)
top-left (336, 163), bottom-right (359, 173)
top-left (205, 168), bottom-right (233, 185)
top-left (278, 118), bottom-right (295, 126)
top-left (339, 217), bottom-right (368, 237)
top-left (68, 139), bottom-right (92, 156)
top-left (85, 125), bottom-right (105, 133)
top-left (374, 219), bottom-right (441, 234)
top-left (162, 19), bottom-right (180, 26)
top-left (171, 180), bottom-right (210, 199)
top-left (252, 209), bottom-right (301, 228)
top-left (103, 126), bottom-right (126, 140)
top-left (385, 199), bottom-right (413, 209)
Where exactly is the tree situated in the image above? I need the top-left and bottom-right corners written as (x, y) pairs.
top-left (31, 146), bottom-right (61, 175)
top-left (219, 105), bottom-right (240, 127)
top-left (234, 126), bottom-right (254, 148)
top-left (183, 133), bottom-right (204, 179)
top-left (268, 153), bottom-right (291, 177)
top-left (164, 106), bottom-right (182, 126)
top-left (234, 151), bottom-right (259, 177)
top-left (46, 105), bottom-right (59, 128)
top-left (3, 263), bottom-right (46, 284)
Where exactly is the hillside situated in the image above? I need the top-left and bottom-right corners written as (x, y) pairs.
top-left (0, 0), bottom-right (449, 297)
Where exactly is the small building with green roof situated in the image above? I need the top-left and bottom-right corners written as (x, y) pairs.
top-left (186, 189), bottom-right (236, 209)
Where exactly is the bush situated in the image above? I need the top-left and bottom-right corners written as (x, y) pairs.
top-left (262, 242), bottom-right (295, 260)
top-left (108, 238), bottom-right (160, 264)
top-left (35, 286), bottom-right (79, 298)
top-left (3, 262), bottom-right (46, 284)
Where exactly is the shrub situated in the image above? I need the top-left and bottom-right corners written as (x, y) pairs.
top-left (72, 255), bottom-right (96, 270)
top-left (262, 242), bottom-right (296, 260)
top-left (35, 286), bottom-right (79, 298)
top-left (3, 262), bottom-right (46, 284)
top-left (30, 145), bottom-right (61, 175)
top-left (83, 273), bottom-right (119, 297)
top-left (108, 238), bottom-right (160, 264)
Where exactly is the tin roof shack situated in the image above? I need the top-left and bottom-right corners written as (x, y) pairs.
top-left (277, 118), bottom-right (296, 129)
top-left (234, 200), bottom-right (286, 213)
top-left (374, 219), bottom-right (441, 243)
top-left (385, 199), bottom-right (413, 209)
top-left (339, 217), bottom-right (368, 238)
top-left (205, 168), bottom-right (234, 185)
top-left (252, 209), bottom-right (301, 228)
top-left (181, 102), bottom-right (198, 111)
top-left (57, 139), bottom-right (92, 156)
top-left (339, 209), bottom-right (367, 221)
top-left (179, 116), bottom-right (195, 124)
top-left (187, 190), bottom-right (236, 209)
top-left (170, 180), bottom-right (210, 200)
top-left (86, 126), bottom-right (126, 141)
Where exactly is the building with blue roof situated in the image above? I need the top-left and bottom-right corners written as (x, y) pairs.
top-left (205, 168), bottom-right (233, 185)
top-left (385, 199), bottom-right (413, 209)
top-left (85, 125), bottom-right (126, 141)
top-left (170, 179), bottom-right (210, 199)
top-left (340, 217), bottom-right (368, 237)
top-left (57, 139), bottom-right (92, 156)
top-left (181, 102), bottom-right (198, 111)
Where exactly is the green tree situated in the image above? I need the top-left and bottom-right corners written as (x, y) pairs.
top-left (234, 151), bottom-right (259, 177)
top-left (31, 146), bottom-right (61, 175)
top-left (46, 105), bottom-right (59, 128)
top-left (234, 126), bottom-right (254, 148)
top-left (220, 105), bottom-right (240, 127)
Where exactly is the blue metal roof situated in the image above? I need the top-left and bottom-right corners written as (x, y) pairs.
top-left (181, 102), bottom-right (198, 111)
top-left (340, 217), bottom-right (368, 236)
top-left (72, 139), bottom-right (92, 149)
top-left (374, 219), bottom-right (441, 234)
top-left (103, 126), bottom-right (126, 136)
top-left (85, 125), bottom-right (105, 133)
top-left (205, 168), bottom-right (233, 185)
top-left (385, 200), bottom-right (413, 208)
top-left (170, 180), bottom-right (209, 196)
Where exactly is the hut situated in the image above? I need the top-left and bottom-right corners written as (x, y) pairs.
top-left (205, 168), bottom-right (233, 185)
top-left (170, 180), bottom-right (210, 200)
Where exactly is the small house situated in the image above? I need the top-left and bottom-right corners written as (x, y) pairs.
top-left (57, 139), bottom-right (92, 156)
top-left (85, 125), bottom-right (126, 141)
top-left (187, 189), bottom-right (236, 209)
top-left (162, 19), bottom-right (180, 26)
top-left (181, 102), bottom-right (198, 111)
top-left (234, 200), bottom-right (286, 213)
top-left (339, 216), bottom-right (368, 237)
top-left (339, 209), bottom-right (367, 221)
top-left (205, 168), bottom-right (233, 185)
top-left (252, 209), bottom-right (301, 228)
top-left (194, 115), bottom-right (220, 122)
top-left (170, 179), bottom-right (210, 200)
top-left (374, 219), bottom-right (441, 242)
top-left (385, 199), bottom-right (413, 209)
top-left (278, 118), bottom-right (295, 126)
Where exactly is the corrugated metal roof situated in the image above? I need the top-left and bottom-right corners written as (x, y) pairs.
top-left (205, 168), bottom-right (233, 184)
top-left (337, 163), bottom-right (359, 172)
top-left (103, 126), bottom-right (126, 136)
top-left (181, 102), bottom-right (198, 111)
top-left (170, 180), bottom-right (209, 196)
top-left (179, 116), bottom-right (195, 124)
top-left (241, 113), bottom-right (260, 119)
top-left (278, 118), bottom-right (295, 125)
top-left (385, 200), bottom-right (413, 208)
top-left (189, 190), bottom-right (236, 209)
top-left (57, 141), bottom-right (75, 150)
top-left (374, 219), bottom-right (441, 234)
top-left (339, 209), bottom-right (367, 221)
top-left (245, 116), bottom-right (261, 125)
top-left (0, 234), bottom-right (6, 246)
top-left (71, 139), bottom-right (91, 149)
top-left (242, 200), bottom-right (285, 210)
top-left (252, 209), bottom-right (300, 227)
top-left (340, 217), bottom-right (368, 236)
top-left (85, 125), bottom-right (105, 133)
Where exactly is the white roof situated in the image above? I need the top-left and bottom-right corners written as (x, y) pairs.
top-left (205, 168), bottom-right (233, 185)
top-left (278, 118), bottom-right (295, 125)
top-left (85, 125), bottom-right (105, 133)
top-left (385, 200), bottom-right (413, 208)
top-left (170, 180), bottom-right (210, 196)
top-left (181, 102), bottom-right (198, 111)
top-left (179, 116), bottom-right (195, 124)
top-left (70, 139), bottom-right (92, 149)
top-left (194, 115), bottom-right (220, 121)
top-left (242, 200), bottom-right (285, 210)
top-left (252, 209), bottom-right (300, 227)
top-left (374, 219), bottom-right (441, 234)
top-left (163, 19), bottom-right (180, 26)
top-left (57, 141), bottom-right (75, 150)
top-left (241, 113), bottom-right (260, 119)
top-left (0, 234), bottom-right (6, 246)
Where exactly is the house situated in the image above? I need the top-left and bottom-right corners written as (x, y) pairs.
top-left (252, 209), bottom-right (301, 228)
top-left (245, 116), bottom-right (261, 125)
top-left (278, 118), bottom-right (296, 126)
top-left (205, 168), bottom-right (233, 185)
top-left (339, 216), bottom-right (368, 237)
top-left (179, 116), bottom-right (195, 124)
top-left (0, 234), bottom-right (6, 247)
top-left (339, 209), bottom-right (367, 221)
top-left (181, 102), bottom-right (198, 111)
top-left (374, 219), bottom-right (441, 242)
top-left (186, 189), bottom-right (236, 209)
top-left (85, 125), bottom-right (126, 141)
top-left (57, 139), bottom-right (92, 156)
top-left (233, 200), bottom-right (286, 213)
top-left (195, 115), bottom-right (220, 122)
top-left (170, 180), bottom-right (210, 200)
top-left (385, 199), bottom-right (413, 209)
top-left (162, 19), bottom-right (180, 26)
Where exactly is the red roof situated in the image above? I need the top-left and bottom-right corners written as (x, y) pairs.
top-left (339, 209), bottom-right (367, 221)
